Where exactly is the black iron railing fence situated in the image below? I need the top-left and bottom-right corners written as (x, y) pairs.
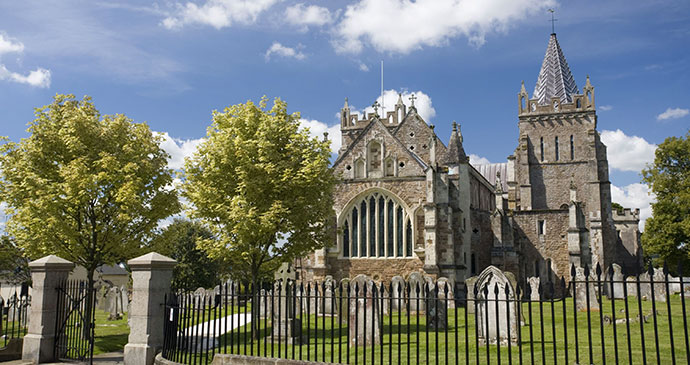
top-left (0, 285), bottom-right (30, 349)
top-left (162, 263), bottom-right (690, 364)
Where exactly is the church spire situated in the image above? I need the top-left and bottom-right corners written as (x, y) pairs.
top-left (441, 121), bottom-right (467, 166)
top-left (533, 33), bottom-right (579, 106)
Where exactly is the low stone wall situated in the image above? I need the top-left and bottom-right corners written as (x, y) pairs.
top-left (0, 338), bottom-right (23, 361)
top-left (211, 354), bottom-right (334, 365)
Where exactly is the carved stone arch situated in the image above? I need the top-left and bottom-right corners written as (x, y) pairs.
top-left (354, 157), bottom-right (365, 179)
top-left (367, 139), bottom-right (383, 178)
top-left (338, 187), bottom-right (415, 258)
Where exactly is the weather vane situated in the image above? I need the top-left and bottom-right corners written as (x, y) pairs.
top-left (548, 9), bottom-right (557, 34)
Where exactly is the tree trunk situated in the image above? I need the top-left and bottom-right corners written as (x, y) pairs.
top-left (84, 268), bottom-right (96, 346)
top-left (251, 267), bottom-right (260, 340)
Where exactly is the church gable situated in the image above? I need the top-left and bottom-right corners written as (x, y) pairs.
top-left (393, 110), bottom-right (447, 166)
top-left (334, 117), bottom-right (426, 180)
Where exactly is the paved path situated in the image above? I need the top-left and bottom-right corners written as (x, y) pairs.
top-left (183, 312), bottom-right (252, 336)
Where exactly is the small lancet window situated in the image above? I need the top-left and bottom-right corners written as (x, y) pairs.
top-left (555, 136), bottom-right (559, 161)
top-left (570, 135), bottom-right (574, 160)
top-left (540, 137), bottom-right (544, 162)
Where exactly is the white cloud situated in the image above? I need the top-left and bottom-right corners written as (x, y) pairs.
top-left (599, 105), bottom-right (613, 111)
top-left (469, 154), bottom-right (492, 165)
top-left (611, 183), bottom-right (655, 231)
top-left (600, 129), bottom-right (656, 172)
top-left (656, 107), bottom-right (689, 121)
top-left (0, 33), bottom-right (24, 56)
top-left (156, 132), bottom-right (205, 170)
top-left (361, 89), bottom-right (436, 123)
top-left (333, 0), bottom-right (555, 54)
top-left (265, 42), bottom-right (306, 61)
top-left (162, 0), bottom-right (279, 30)
top-left (0, 65), bottom-right (51, 88)
top-left (0, 33), bottom-right (51, 88)
top-left (358, 62), bottom-right (369, 72)
top-left (299, 119), bottom-right (342, 152)
top-left (285, 4), bottom-right (332, 30)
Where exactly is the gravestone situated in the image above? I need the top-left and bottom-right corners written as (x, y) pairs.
top-left (437, 277), bottom-right (455, 309)
top-left (574, 266), bottom-right (599, 311)
top-left (349, 274), bottom-right (381, 346)
top-left (338, 278), bottom-right (350, 323)
top-left (669, 276), bottom-right (682, 295)
top-left (107, 286), bottom-right (122, 320)
top-left (626, 277), bottom-right (638, 297)
top-left (97, 286), bottom-right (108, 311)
top-left (475, 266), bottom-right (519, 345)
top-left (322, 276), bottom-right (336, 316)
top-left (407, 272), bottom-right (425, 313)
top-left (259, 289), bottom-right (269, 318)
top-left (465, 276), bottom-right (478, 314)
top-left (273, 262), bottom-right (300, 343)
top-left (607, 264), bottom-right (625, 299)
top-left (650, 268), bottom-right (667, 302)
top-left (391, 276), bottom-right (405, 311)
top-left (120, 285), bottom-right (129, 313)
top-left (427, 279), bottom-right (448, 330)
top-left (527, 277), bottom-right (540, 301)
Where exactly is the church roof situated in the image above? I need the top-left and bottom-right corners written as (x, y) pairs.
top-left (473, 162), bottom-right (508, 192)
top-left (441, 122), bottom-right (467, 165)
top-left (533, 33), bottom-right (579, 105)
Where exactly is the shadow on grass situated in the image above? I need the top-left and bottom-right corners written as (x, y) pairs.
top-left (94, 333), bottom-right (129, 353)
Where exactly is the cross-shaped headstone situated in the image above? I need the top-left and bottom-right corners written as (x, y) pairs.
top-left (372, 101), bottom-right (380, 115)
top-left (409, 94), bottom-right (417, 107)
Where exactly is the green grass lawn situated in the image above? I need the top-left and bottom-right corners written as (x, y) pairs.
top-left (93, 310), bottom-right (129, 355)
top-left (165, 294), bottom-right (690, 364)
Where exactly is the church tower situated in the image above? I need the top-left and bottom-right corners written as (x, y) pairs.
top-left (508, 33), bottom-right (617, 275)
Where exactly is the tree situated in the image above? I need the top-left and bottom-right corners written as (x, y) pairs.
top-left (182, 97), bottom-right (336, 286)
top-left (0, 94), bottom-right (180, 321)
top-left (642, 130), bottom-right (690, 272)
top-left (0, 235), bottom-right (30, 284)
top-left (149, 219), bottom-right (223, 291)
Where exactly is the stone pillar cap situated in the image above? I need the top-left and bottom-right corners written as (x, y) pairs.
top-left (29, 255), bottom-right (75, 272)
top-left (128, 252), bottom-right (176, 270)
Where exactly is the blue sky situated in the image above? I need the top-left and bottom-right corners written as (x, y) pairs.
top-left (1, 0), bottom-right (689, 228)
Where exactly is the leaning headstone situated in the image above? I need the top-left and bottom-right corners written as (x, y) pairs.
top-left (574, 266), bottom-right (599, 311)
top-left (527, 277), bottom-right (540, 301)
top-left (465, 276), bottom-right (478, 314)
top-left (475, 266), bottom-right (519, 345)
top-left (349, 274), bottom-right (381, 346)
top-left (391, 276), bottom-right (406, 311)
top-left (407, 272), bottom-right (425, 313)
top-left (437, 277), bottom-right (455, 309)
top-left (608, 264), bottom-right (625, 299)
top-left (273, 262), bottom-right (300, 343)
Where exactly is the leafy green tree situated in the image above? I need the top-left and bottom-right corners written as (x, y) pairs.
top-left (0, 94), bottom-right (180, 317)
top-left (182, 97), bottom-right (336, 286)
top-left (642, 130), bottom-right (690, 272)
top-left (149, 218), bottom-right (222, 291)
top-left (0, 235), bottom-right (29, 284)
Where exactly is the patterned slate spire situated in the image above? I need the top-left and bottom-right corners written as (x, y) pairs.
top-left (533, 33), bottom-right (579, 106)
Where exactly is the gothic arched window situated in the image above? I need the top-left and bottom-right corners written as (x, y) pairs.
top-left (340, 190), bottom-right (414, 258)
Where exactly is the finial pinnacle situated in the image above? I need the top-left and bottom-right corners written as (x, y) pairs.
top-left (452, 121), bottom-right (457, 132)
top-left (372, 100), bottom-right (380, 116)
top-left (548, 9), bottom-right (557, 34)
top-left (344, 97), bottom-right (349, 109)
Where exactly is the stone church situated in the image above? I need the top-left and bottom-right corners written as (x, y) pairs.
top-left (306, 33), bottom-right (642, 287)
